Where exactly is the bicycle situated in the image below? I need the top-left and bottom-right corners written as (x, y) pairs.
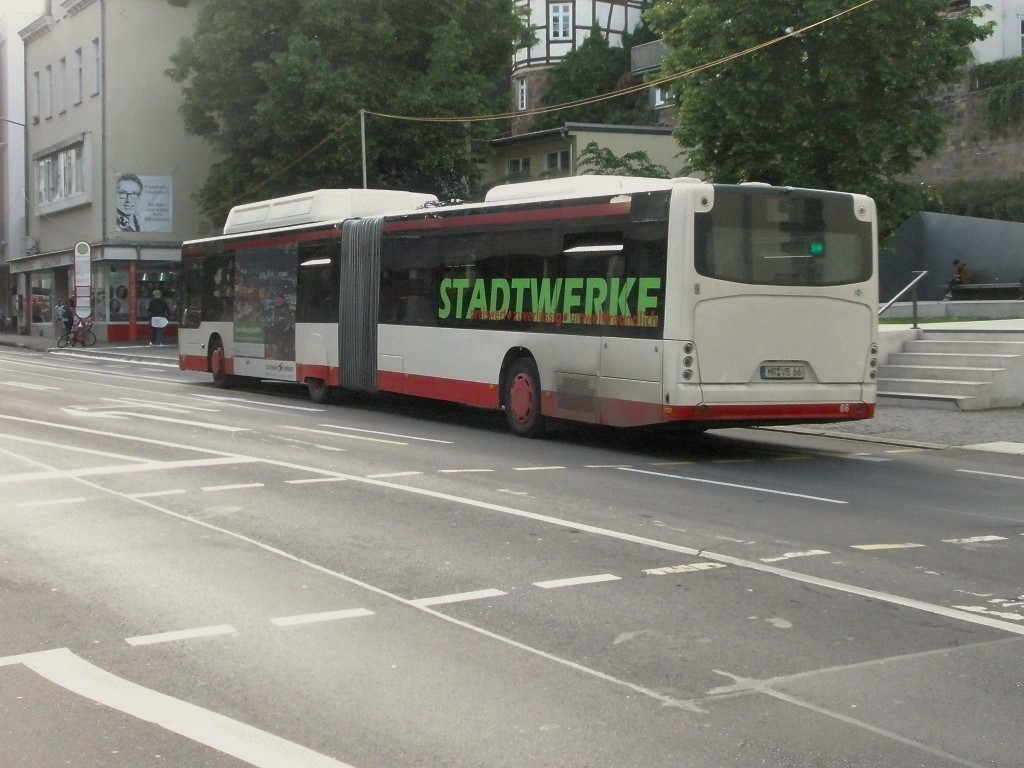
top-left (56, 315), bottom-right (96, 348)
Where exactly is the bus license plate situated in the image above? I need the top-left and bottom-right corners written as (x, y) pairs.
top-left (761, 365), bottom-right (805, 380)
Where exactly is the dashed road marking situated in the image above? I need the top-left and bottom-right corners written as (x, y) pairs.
top-left (286, 425), bottom-right (406, 445)
top-left (201, 483), bottom-right (265, 492)
top-left (942, 535), bottom-right (1008, 544)
top-left (643, 562), bottom-right (727, 575)
top-left (271, 608), bottom-right (374, 627)
top-left (366, 471), bottom-right (422, 479)
top-left (409, 588), bottom-right (507, 608)
top-left (125, 624), bottom-right (237, 646)
top-left (850, 543), bottom-right (925, 551)
top-left (513, 465), bottom-right (565, 471)
top-left (437, 468), bottom-right (493, 474)
top-left (760, 549), bottom-right (830, 564)
top-left (958, 468), bottom-right (1024, 482)
top-left (534, 574), bottom-right (621, 589)
top-left (621, 467), bottom-right (848, 504)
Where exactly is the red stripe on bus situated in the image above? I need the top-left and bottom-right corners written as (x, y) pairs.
top-left (383, 202), bottom-right (631, 233)
top-left (296, 364), bottom-right (340, 387)
top-left (179, 354), bottom-right (209, 373)
top-left (377, 371), bottom-right (501, 410)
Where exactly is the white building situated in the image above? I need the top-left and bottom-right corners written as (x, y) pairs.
top-left (511, 0), bottom-right (646, 133)
top-left (955, 0), bottom-right (1024, 62)
top-left (0, 0), bottom-right (47, 328)
top-left (14, 0), bottom-right (214, 340)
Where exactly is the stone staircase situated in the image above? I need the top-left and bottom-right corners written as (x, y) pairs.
top-left (877, 329), bottom-right (1024, 410)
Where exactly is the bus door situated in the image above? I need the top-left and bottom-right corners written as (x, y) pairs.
top-left (594, 232), bottom-right (666, 426)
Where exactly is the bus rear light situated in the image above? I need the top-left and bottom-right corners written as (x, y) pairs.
top-left (683, 356), bottom-right (693, 367)
top-left (683, 369), bottom-right (693, 381)
top-left (683, 342), bottom-right (694, 354)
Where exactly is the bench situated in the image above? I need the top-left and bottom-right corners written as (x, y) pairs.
top-left (950, 282), bottom-right (1024, 301)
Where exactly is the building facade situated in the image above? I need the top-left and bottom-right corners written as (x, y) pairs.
top-left (1, 1), bottom-right (47, 331)
top-left (511, 0), bottom-right (646, 133)
top-left (14, 0), bottom-right (214, 340)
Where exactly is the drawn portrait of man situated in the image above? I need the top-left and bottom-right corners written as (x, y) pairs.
top-left (116, 173), bottom-right (143, 232)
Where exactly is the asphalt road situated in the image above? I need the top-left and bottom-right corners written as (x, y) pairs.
top-left (1, 345), bottom-right (1022, 768)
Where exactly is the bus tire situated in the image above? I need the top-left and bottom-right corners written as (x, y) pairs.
top-left (209, 339), bottom-right (234, 389)
top-left (306, 377), bottom-right (332, 404)
top-left (504, 357), bottom-right (544, 438)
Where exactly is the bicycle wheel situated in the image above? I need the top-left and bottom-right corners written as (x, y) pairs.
top-left (57, 331), bottom-right (72, 348)
top-left (80, 329), bottom-right (96, 347)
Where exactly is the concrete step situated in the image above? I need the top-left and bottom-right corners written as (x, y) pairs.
top-left (875, 377), bottom-right (987, 397)
top-left (878, 364), bottom-right (999, 383)
top-left (885, 352), bottom-right (1020, 368)
top-left (903, 339), bottom-right (1024, 354)
top-left (875, 391), bottom-right (970, 411)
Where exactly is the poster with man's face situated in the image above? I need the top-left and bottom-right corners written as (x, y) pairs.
top-left (115, 174), bottom-right (173, 232)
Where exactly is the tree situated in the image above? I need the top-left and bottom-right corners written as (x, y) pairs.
top-left (534, 24), bottom-right (654, 129)
top-left (166, 0), bottom-right (530, 224)
top-left (646, 0), bottom-right (992, 235)
top-left (576, 141), bottom-right (671, 177)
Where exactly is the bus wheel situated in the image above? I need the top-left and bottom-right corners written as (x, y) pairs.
top-left (210, 340), bottom-right (233, 389)
top-left (504, 358), bottom-right (544, 438)
top-left (306, 378), bottom-right (332, 404)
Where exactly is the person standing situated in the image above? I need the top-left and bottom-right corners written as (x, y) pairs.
top-left (147, 290), bottom-right (170, 345)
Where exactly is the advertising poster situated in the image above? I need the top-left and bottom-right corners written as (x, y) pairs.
top-left (115, 173), bottom-right (173, 233)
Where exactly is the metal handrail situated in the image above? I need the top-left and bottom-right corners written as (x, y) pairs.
top-left (879, 270), bottom-right (928, 329)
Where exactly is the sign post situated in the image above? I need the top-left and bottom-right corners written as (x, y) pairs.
top-left (73, 241), bottom-right (92, 319)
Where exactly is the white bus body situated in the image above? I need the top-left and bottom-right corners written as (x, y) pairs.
top-left (179, 178), bottom-right (878, 436)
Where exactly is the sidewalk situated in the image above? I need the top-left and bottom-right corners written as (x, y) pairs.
top-left (2, 328), bottom-right (1023, 451)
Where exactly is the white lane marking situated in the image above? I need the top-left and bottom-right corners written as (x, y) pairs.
top-left (0, 413), bottom-right (242, 457)
top-left (437, 468), bottom-right (493, 474)
top-left (620, 467), bottom-right (848, 504)
top-left (760, 549), bottom-right (830, 564)
top-left (534, 574), bottom-right (621, 589)
top-left (409, 588), bottom-right (507, 608)
top-left (709, 669), bottom-right (988, 768)
top-left (2, 380), bottom-right (61, 391)
top-left (201, 483), bottom-right (264, 492)
top-left (125, 624), bottom-right (237, 646)
top-left (850, 543), bottom-right (924, 551)
top-left (129, 489), bottom-right (187, 499)
top-left (286, 426), bottom-right (406, 446)
top-left (15, 648), bottom-right (356, 768)
top-left (512, 465), bottom-right (565, 471)
top-left (366, 471), bottom-right (422, 479)
top-left (958, 468), bottom-right (1024, 481)
top-left (644, 562), bottom-right (727, 575)
top-left (962, 441), bottom-right (1024, 455)
top-left (193, 394), bottom-right (325, 412)
top-left (498, 488), bottom-right (531, 496)
top-left (0, 456), bottom-right (262, 485)
top-left (271, 608), bottom-right (374, 627)
top-left (953, 605), bottom-right (1024, 622)
top-left (842, 454), bottom-right (890, 462)
top-left (14, 497), bottom-right (87, 510)
top-left (584, 464), bottom-right (633, 468)
top-left (0, 432), bottom-right (157, 465)
top-left (65, 408), bottom-right (247, 432)
top-left (315, 424), bottom-right (453, 444)
top-left (284, 477), bottom-right (348, 485)
top-left (942, 535), bottom-right (1008, 544)
top-left (99, 397), bottom-right (217, 414)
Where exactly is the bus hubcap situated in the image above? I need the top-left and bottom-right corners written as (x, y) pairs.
top-left (509, 374), bottom-right (534, 423)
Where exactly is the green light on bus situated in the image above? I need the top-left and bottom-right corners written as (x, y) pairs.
top-left (808, 240), bottom-right (826, 257)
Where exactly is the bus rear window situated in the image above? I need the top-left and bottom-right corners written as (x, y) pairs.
top-left (694, 188), bottom-right (872, 286)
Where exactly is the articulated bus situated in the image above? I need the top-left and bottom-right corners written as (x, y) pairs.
top-left (178, 176), bottom-right (878, 437)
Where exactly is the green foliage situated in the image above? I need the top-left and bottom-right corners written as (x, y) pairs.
top-left (925, 176), bottom-right (1024, 222)
top-left (576, 142), bottom-right (671, 178)
top-left (646, 0), bottom-right (992, 234)
top-left (166, 0), bottom-right (530, 223)
top-left (535, 23), bottom-right (655, 129)
top-left (974, 58), bottom-right (1024, 135)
